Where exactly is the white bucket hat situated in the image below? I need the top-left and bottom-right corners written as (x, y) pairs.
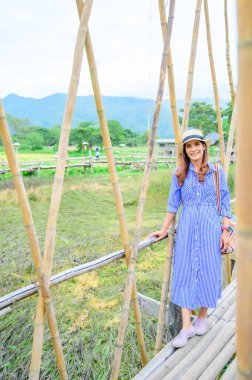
top-left (178, 128), bottom-right (211, 153)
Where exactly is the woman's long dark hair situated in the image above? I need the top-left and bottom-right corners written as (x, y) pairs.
top-left (176, 141), bottom-right (209, 186)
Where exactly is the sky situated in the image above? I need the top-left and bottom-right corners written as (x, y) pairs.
top-left (0, 0), bottom-right (238, 101)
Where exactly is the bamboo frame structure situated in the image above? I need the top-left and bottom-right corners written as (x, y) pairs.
top-left (110, 3), bottom-right (176, 378)
top-left (181, 0), bottom-right (203, 134)
top-left (0, 99), bottom-right (68, 379)
top-left (236, 3), bottom-right (252, 379)
top-left (75, 0), bottom-right (148, 367)
top-left (224, 0), bottom-right (236, 106)
top-left (29, 2), bottom-right (93, 378)
top-left (204, 0), bottom-right (226, 170)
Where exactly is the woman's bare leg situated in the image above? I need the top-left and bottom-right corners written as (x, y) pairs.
top-left (198, 307), bottom-right (208, 319)
top-left (181, 307), bottom-right (193, 329)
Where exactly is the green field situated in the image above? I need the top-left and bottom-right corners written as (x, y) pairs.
top-left (0, 164), bottom-right (236, 379)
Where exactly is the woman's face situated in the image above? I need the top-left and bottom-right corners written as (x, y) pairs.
top-left (185, 139), bottom-right (205, 163)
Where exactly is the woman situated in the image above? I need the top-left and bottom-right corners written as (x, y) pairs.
top-left (149, 129), bottom-right (231, 348)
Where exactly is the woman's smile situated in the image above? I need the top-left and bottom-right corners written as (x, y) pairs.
top-left (185, 140), bottom-right (204, 161)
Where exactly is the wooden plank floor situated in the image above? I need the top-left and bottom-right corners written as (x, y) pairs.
top-left (133, 280), bottom-right (236, 380)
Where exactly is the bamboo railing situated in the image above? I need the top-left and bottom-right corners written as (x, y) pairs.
top-left (236, 2), bottom-right (252, 379)
top-left (0, 236), bottom-right (165, 311)
top-left (224, 0), bottom-right (236, 106)
top-left (75, 0), bottom-right (148, 366)
top-left (29, 2), bottom-right (93, 378)
top-left (0, 99), bottom-right (68, 379)
top-left (181, 0), bottom-right (203, 134)
top-left (110, 2), bottom-right (176, 378)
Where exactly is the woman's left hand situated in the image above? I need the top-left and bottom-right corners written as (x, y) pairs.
top-left (220, 231), bottom-right (230, 252)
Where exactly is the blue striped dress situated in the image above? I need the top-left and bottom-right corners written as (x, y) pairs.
top-left (167, 162), bottom-right (231, 309)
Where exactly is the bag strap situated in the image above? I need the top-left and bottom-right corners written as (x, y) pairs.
top-left (213, 163), bottom-right (221, 215)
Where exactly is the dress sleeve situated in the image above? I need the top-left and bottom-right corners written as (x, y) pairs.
top-left (219, 166), bottom-right (231, 218)
top-left (167, 172), bottom-right (182, 213)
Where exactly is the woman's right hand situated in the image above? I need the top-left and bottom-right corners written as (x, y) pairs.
top-left (147, 229), bottom-right (167, 241)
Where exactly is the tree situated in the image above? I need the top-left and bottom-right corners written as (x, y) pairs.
top-left (179, 102), bottom-right (218, 136)
top-left (221, 102), bottom-right (233, 138)
top-left (6, 114), bottom-right (30, 135)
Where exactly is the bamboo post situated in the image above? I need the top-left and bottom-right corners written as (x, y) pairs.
top-left (153, 222), bottom-right (175, 355)
top-left (224, 0), bottom-right (236, 106)
top-left (181, 0), bottom-right (203, 134)
top-left (75, 0), bottom-right (148, 366)
top-left (204, 0), bottom-right (231, 285)
top-left (236, 3), bottom-right (252, 379)
top-left (110, 2), bottom-right (176, 378)
top-left (204, 0), bottom-right (226, 170)
top-left (0, 99), bottom-right (68, 379)
top-left (154, 0), bottom-right (182, 355)
top-left (29, 2), bottom-right (93, 379)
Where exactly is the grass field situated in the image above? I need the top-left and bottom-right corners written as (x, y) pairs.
top-left (0, 163), bottom-right (236, 379)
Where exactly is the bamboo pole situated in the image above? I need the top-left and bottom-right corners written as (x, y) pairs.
top-left (158, 0), bottom-right (181, 151)
top-left (236, 2), bottom-right (252, 379)
top-left (181, 0), bottom-right (203, 134)
top-left (153, 0), bottom-right (181, 356)
top-left (29, 2), bottom-right (93, 379)
top-left (199, 335), bottom-right (236, 379)
top-left (204, 0), bottom-right (226, 170)
top-left (224, 0), bottom-right (236, 106)
top-left (221, 358), bottom-right (237, 380)
top-left (225, 91), bottom-right (238, 178)
top-left (110, 3), bottom-right (176, 378)
top-left (0, 99), bottom-right (68, 379)
top-left (75, 0), bottom-right (148, 366)
top-left (204, 0), bottom-right (231, 286)
top-left (153, 223), bottom-right (175, 355)
top-left (225, 74), bottom-right (238, 175)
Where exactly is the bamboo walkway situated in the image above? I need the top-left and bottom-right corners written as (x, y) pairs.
top-left (132, 280), bottom-right (236, 380)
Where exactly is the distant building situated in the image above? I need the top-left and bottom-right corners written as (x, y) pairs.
top-left (155, 138), bottom-right (176, 156)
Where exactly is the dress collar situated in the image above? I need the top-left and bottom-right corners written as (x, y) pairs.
top-left (189, 161), bottom-right (216, 172)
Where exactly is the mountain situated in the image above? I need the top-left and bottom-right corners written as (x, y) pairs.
top-left (3, 93), bottom-right (230, 138)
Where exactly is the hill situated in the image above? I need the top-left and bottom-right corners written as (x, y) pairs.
top-left (3, 93), bottom-right (229, 138)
